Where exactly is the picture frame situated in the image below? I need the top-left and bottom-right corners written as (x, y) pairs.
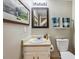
top-left (3, 0), bottom-right (30, 25)
top-left (32, 7), bottom-right (49, 28)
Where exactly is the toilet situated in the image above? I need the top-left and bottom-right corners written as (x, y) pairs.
top-left (56, 39), bottom-right (75, 59)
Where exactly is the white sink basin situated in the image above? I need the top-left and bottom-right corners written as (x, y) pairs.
top-left (28, 38), bottom-right (45, 43)
top-left (23, 37), bottom-right (51, 45)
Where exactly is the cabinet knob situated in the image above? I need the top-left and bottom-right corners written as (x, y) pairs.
top-left (37, 56), bottom-right (39, 59)
top-left (33, 56), bottom-right (35, 59)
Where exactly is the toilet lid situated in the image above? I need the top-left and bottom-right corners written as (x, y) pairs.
top-left (60, 51), bottom-right (75, 59)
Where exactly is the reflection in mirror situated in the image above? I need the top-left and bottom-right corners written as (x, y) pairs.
top-left (32, 8), bottom-right (49, 28)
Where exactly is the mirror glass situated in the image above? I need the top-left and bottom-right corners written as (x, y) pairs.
top-left (32, 8), bottom-right (49, 28)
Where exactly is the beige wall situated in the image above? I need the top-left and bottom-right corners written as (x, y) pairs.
top-left (32, 0), bottom-right (74, 50)
top-left (3, 0), bottom-right (32, 59)
top-left (3, 22), bottom-right (31, 59)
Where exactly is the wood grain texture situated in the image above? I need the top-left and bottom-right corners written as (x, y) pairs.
top-left (50, 51), bottom-right (61, 59)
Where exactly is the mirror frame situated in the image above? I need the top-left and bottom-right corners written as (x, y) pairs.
top-left (32, 7), bottom-right (49, 28)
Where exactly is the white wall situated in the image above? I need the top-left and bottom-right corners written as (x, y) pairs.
top-left (48, 0), bottom-right (72, 18)
top-left (31, 0), bottom-right (74, 50)
top-left (72, 0), bottom-right (75, 20)
top-left (72, 0), bottom-right (75, 48)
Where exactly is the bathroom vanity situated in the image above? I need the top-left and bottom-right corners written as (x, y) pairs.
top-left (23, 38), bottom-right (51, 59)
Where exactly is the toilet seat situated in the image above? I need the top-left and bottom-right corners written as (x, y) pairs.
top-left (60, 51), bottom-right (75, 59)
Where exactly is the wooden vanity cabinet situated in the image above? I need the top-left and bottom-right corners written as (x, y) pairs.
top-left (23, 45), bottom-right (51, 59)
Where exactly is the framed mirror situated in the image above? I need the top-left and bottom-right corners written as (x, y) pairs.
top-left (32, 8), bottom-right (49, 28)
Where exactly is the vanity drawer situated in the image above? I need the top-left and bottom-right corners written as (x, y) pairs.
top-left (24, 52), bottom-right (35, 59)
top-left (24, 52), bottom-right (50, 59)
top-left (23, 46), bottom-right (50, 53)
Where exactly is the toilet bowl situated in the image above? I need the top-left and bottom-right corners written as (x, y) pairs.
top-left (56, 39), bottom-right (75, 59)
top-left (60, 51), bottom-right (75, 59)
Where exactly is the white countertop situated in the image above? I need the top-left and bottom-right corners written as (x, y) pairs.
top-left (23, 37), bottom-right (51, 46)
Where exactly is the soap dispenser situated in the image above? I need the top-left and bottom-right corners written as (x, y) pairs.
top-left (44, 34), bottom-right (48, 40)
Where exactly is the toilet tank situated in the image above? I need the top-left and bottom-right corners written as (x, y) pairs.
top-left (56, 39), bottom-right (69, 52)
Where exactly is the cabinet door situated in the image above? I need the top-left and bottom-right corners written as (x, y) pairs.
top-left (24, 53), bottom-right (35, 59)
top-left (37, 52), bottom-right (50, 59)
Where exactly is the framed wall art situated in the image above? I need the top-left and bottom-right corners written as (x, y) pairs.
top-left (32, 7), bottom-right (49, 28)
top-left (3, 0), bottom-right (30, 25)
